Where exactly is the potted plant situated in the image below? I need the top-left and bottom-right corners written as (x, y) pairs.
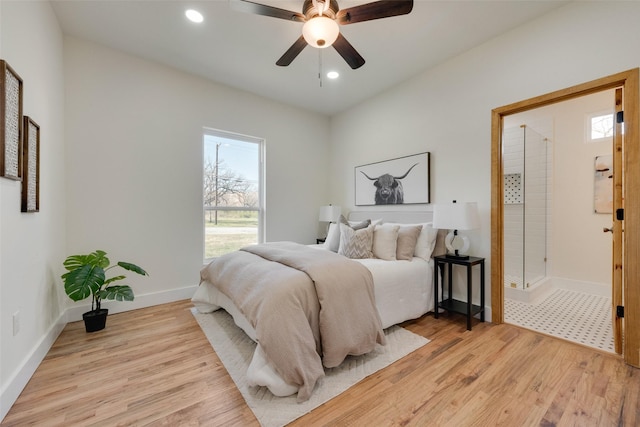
top-left (61, 249), bottom-right (148, 332)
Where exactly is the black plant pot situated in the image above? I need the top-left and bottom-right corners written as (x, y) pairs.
top-left (83, 308), bottom-right (109, 333)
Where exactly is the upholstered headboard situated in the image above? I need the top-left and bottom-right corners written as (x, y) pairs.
top-left (347, 211), bottom-right (448, 257)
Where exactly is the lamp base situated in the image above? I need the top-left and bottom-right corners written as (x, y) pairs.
top-left (444, 230), bottom-right (471, 259)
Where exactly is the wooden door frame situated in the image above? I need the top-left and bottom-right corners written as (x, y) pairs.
top-left (491, 68), bottom-right (640, 367)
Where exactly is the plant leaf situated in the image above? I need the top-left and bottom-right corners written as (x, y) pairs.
top-left (117, 262), bottom-right (148, 276)
top-left (63, 254), bottom-right (90, 272)
top-left (104, 275), bottom-right (126, 286)
top-left (64, 265), bottom-right (105, 302)
top-left (98, 285), bottom-right (134, 302)
top-left (62, 250), bottom-right (110, 273)
top-left (87, 250), bottom-right (110, 269)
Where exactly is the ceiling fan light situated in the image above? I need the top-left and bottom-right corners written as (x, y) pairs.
top-left (302, 17), bottom-right (339, 48)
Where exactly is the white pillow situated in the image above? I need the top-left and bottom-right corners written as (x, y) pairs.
top-left (338, 223), bottom-right (374, 259)
top-left (324, 222), bottom-right (341, 252)
top-left (372, 223), bottom-right (401, 260)
top-left (415, 222), bottom-right (439, 260)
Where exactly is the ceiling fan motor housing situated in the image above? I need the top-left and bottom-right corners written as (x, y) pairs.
top-left (303, 0), bottom-right (339, 19)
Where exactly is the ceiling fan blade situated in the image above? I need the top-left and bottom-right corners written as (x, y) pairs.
top-left (230, 0), bottom-right (305, 22)
top-left (336, 0), bottom-right (413, 25)
top-left (276, 36), bottom-right (308, 66)
top-left (332, 33), bottom-right (365, 69)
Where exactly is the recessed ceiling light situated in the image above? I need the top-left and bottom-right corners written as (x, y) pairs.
top-left (327, 71), bottom-right (339, 79)
top-left (185, 9), bottom-right (204, 23)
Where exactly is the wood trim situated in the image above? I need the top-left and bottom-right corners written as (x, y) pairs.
top-left (623, 69), bottom-right (640, 366)
top-left (490, 109), bottom-right (504, 323)
top-left (490, 69), bottom-right (640, 367)
top-left (613, 88), bottom-right (623, 354)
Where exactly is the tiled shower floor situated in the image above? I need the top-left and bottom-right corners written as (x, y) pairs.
top-left (505, 288), bottom-right (615, 353)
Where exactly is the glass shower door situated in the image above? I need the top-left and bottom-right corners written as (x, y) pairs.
top-left (503, 125), bottom-right (548, 290)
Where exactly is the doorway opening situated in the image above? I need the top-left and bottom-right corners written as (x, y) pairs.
top-left (491, 69), bottom-right (640, 367)
top-left (501, 91), bottom-right (615, 353)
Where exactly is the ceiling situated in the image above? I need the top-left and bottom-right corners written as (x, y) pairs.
top-left (50, 0), bottom-right (570, 116)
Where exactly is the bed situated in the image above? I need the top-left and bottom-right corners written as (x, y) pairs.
top-left (192, 211), bottom-right (445, 402)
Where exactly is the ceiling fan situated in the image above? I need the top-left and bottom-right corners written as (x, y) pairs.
top-left (231, 0), bottom-right (414, 69)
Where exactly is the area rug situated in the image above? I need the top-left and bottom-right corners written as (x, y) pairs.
top-left (191, 308), bottom-right (430, 427)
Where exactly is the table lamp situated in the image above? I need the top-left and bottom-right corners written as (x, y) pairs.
top-left (432, 200), bottom-right (480, 259)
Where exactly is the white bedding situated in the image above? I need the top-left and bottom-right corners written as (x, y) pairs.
top-left (192, 251), bottom-right (433, 397)
top-left (358, 257), bottom-right (433, 328)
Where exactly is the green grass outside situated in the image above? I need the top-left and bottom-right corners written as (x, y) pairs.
top-left (204, 211), bottom-right (258, 259)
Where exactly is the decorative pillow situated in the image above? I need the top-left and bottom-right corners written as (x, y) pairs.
top-left (338, 223), bottom-right (374, 259)
top-left (395, 225), bottom-right (423, 261)
top-left (324, 222), bottom-right (341, 252)
top-left (325, 216), bottom-right (372, 253)
top-left (415, 222), bottom-right (439, 260)
top-left (386, 222), bottom-right (438, 260)
top-left (372, 224), bottom-right (401, 260)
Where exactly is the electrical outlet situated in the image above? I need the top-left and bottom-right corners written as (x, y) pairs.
top-left (13, 311), bottom-right (20, 336)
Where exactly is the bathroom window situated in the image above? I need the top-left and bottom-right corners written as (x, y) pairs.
top-left (586, 111), bottom-right (614, 143)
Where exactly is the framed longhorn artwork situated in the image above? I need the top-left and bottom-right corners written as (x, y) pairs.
top-left (355, 152), bottom-right (430, 206)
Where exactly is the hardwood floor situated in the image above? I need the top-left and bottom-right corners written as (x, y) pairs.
top-left (3, 299), bottom-right (639, 426)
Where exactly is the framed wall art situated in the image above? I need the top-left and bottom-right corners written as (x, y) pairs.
top-left (22, 116), bottom-right (40, 213)
top-left (0, 60), bottom-right (23, 180)
top-left (355, 152), bottom-right (430, 206)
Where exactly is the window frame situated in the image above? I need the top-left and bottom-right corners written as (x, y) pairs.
top-left (202, 127), bottom-right (265, 263)
top-left (585, 110), bottom-right (614, 143)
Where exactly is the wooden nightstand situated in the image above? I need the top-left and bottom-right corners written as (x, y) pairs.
top-left (433, 254), bottom-right (485, 330)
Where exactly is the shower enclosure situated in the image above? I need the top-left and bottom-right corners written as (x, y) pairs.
top-left (503, 125), bottom-right (550, 292)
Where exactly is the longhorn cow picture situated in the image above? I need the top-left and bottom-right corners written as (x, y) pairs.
top-left (355, 152), bottom-right (430, 206)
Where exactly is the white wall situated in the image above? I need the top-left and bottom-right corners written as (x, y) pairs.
top-left (1, 4), bottom-right (330, 419)
top-left (0, 0), bottom-right (67, 419)
top-left (63, 36), bottom-right (331, 309)
top-left (329, 1), bottom-right (640, 305)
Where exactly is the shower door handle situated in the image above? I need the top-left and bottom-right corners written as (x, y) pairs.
top-left (603, 226), bottom-right (614, 233)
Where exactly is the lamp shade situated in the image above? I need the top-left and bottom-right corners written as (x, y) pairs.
top-left (319, 205), bottom-right (341, 222)
top-left (432, 202), bottom-right (479, 231)
top-left (302, 16), bottom-right (340, 48)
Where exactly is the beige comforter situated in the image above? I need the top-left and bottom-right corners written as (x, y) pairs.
top-left (199, 242), bottom-right (385, 402)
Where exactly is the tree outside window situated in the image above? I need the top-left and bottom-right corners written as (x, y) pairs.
top-left (203, 130), bottom-right (263, 261)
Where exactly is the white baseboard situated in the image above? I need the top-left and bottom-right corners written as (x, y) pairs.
top-left (551, 277), bottom-right (609, 297)
top-left (0, 313), bottom-right (66, 422)
top-left (0, 285), bottom-right (198, 422)
top-left (64, 285), bottom-right (198, 322)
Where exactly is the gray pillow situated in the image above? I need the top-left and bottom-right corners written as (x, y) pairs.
top-left (339, 214), bottom-right (370, 230)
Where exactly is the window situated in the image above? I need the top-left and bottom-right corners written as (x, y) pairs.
top-left (586, 111), bottom-right (614, 143)
top-left (203, 128), bottom-right (263, 261)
